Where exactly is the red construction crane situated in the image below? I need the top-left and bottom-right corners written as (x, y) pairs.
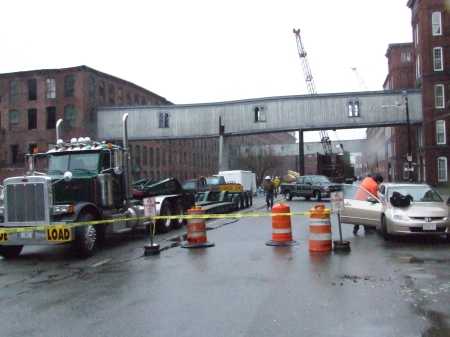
top-left (350, 67), bottom-right (369, 91)
top-left (293, 28), bottom-right (332, 155)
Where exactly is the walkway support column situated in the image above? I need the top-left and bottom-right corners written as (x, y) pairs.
top-left (298, 129), bottom-right (304, 175)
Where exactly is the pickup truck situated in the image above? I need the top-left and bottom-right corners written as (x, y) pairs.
top-left (280, 175), bottom-right (341, 201)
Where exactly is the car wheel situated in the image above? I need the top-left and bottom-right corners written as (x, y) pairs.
top-left (156, 200), bottom-right (173, 233)
top-left (171, 200), bottom-right (185, 230)
top-left (285, 191), bottom-right (292, 201)
top-left (314, 190), bottom-right (322, 201)
top-left (73, 212), bottom-right (98, 259)
top-left (381, 216), bottom-right (390, 241)
top-left (0, 245), bottom-right (23, 258)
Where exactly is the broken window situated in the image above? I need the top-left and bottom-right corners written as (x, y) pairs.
top-left (28, 108), bottom-right (37, 130)
top-left (28, 78), bottom-right (37, 101)
top-left (64, 75), bottom-right (75, 98)
top-left (46, 106), bottom-right (56, 129)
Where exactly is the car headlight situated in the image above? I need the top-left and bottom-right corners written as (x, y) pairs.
top-left (391, 209), bottom-right (410, 221)
top-left (323, 187), bottom-right (330, 191)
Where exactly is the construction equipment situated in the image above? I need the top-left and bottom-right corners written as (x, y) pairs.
top-left (293, 29), bottom-right (332, 155)
top-left (0, 114), bottom-right (196, 259)
top-left (351, 67), bottom-right (369, 91)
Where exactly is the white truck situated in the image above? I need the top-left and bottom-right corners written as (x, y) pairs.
top-left (218, 170), bottom-right (257, 196)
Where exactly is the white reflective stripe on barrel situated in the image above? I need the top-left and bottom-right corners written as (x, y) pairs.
top-left (309, 233), bottom-right (332, 240)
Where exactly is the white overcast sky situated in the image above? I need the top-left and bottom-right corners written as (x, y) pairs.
top-left (1, 0), bottom-right (412, 141)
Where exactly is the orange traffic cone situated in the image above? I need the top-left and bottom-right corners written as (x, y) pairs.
top-left (309, 205), bottom-right (332, 252)
top-left (266, 203), bottom-right (299, 246)
top-left (181, 206), bottom-right (215, 248)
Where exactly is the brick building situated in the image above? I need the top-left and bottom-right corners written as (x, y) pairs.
top-left (376, 0), bottom-right (449, 187)
top-left (0, 65), bottom-right (172, 182)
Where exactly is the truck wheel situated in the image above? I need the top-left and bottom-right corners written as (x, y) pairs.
top-left (157, 200), bottom-right (173, 233)
top-left (73, 212), bottom-right (98, 259)
top-left (239, 195), bottom-right (245, 209)
top-left (245, 193), bottom-right (249, 208)
top-left (171, 200), bottom-right (186, 230)
top-left (249, 195), bottom-right (253, 206)
top-left (305, 196), bottom-right (311, 201)
top-left (314, 190), bottom-right (322, 201)
top-left (0, 245), bottom-right (23, 258)
top-left (285, 191), bottom-right (292, 201)
top-left (232, 195), bottom-right (239, 210)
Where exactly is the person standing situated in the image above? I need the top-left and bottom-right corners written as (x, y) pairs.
top-left (273, 176), bottom-right (281, 197)
top-left (353, 174), bottom-right (384, 234)
top-left (263, 176), bottom-right (276, 209)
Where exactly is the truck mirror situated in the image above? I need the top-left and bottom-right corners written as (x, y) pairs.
top-left (63, 171), bottom-right (73, 182)
top-left (25, 154), bottom-right (35, 175)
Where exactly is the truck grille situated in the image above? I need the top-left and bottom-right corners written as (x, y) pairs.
top-left (6, 183), bottom-right (46, 223)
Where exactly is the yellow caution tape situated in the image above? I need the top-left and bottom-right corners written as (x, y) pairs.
top-left (0, 210), bottom-right (330, 235)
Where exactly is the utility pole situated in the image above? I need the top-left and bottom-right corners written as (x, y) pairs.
top-left (404, 91), bottom-right (412, 181)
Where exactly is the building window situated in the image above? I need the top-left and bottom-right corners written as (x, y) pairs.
top-left (149, 147), bottom-right (154, 166)
top-left (9, 109), bottom-right (19, 132)
top-left (46, 107), bottom-right (56, 129)
top-left (28, 79), bottom-right (37, 101)
top-left (141, 96), bottom-right (146, 105)
top-left (403, 163), bottom-right (410, 180)
top-left (134, 93), bottom-right (139, 105)
top-left (118, 88), bottom-right (123, 105)
top-left (88, 77), bottom-right (95, 102)
top-left (126, 91), bottom-right (131, 105)
top-left (438, 157), bottom-right (447, 182)
top-left (433, 47), bottom-right (443, 71)
top-left (11, 144), bottom-right (19, 164)
top-left (28, 108), bottom-right (37, 130)
top-left (347, 100), bottom-right (361, 117)
top-left (98, 81), bottom-right (105, 105)
top-left (415, 23), bottom-right (419, 46)
top-left (28, 143), bottom-right (37, 155)
top-left (46, 78), bottom-right (56, 99)
top-left (64, 75), bottom-right (75, 98)
top-left (109, 84), bottom-right (115, 105)
top-left (9, 80), bottom-right (19, 104)
top-left (432, 12), bottom-right (442, 36)
top-left (437, 120), bottom-right (446, 144)
top-left (254, 105), bottom-right (266, 122)
top-left (435, 84), bottom-right (445, 108)
top-left (401, 52), bottom-right (411, 62)
top-left (158, 112), bottom-right (170, 128)
top-left (64, 105), bottom-right (76, 128)
top-left (143, 146), bottom-right (147, 166)
top-left (416, 55), bottom-right (421, 79)
top-left (135, 145), bottom-right (140, 165)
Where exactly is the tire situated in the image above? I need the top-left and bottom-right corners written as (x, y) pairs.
top-left (305, 196), bottom-right (311, 201)
top-left (245, 193), bottom-right (249, 208)
top-left (0, 245), bottom-right (23, 258)
top-left (314, 190), bottom-right (322, 201)
top-left (381, 216), bottom-right (390, 241)
top-left (285, 191), bottom-right (292, 201)
top-left (249, 195), bottom-right (253, 207)
top-left (232, 195), bottom-right (239, 210)
top-left (171, 200), bottom-right (186, 230)
top-left (73, 212), bottom-right (98, 259)
top-left (156, 200), bottom-right (173, 233)
top-left (239, 195), bottom-right (245, 209)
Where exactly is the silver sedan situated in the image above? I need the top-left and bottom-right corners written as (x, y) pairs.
top-left (341, 182), bottom-right (450, 241)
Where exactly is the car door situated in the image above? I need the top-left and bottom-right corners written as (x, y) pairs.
top-left (340, 184), bottom-right (383, 227)
top-left (301, 176), bottom-right (312, 197)
top-left (295, 177), bottom-right (304, 195)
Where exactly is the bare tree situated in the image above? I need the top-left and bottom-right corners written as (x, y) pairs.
top-left (230, 144), bottom-right (279, 186)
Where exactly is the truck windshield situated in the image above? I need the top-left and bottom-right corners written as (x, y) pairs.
top-left (49, 153), bottom-right (100, 172)
top-left (312, 176), bottom-right (332, 183)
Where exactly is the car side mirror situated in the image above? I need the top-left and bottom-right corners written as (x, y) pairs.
top-left (367, 196), bottom-right (379, 203)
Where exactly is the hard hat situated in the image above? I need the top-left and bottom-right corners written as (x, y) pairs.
top-left (265, 176), bottom-right (271, 179)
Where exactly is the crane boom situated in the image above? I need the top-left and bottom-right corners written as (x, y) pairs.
top-left (293, 28), bottom-right (332, 155)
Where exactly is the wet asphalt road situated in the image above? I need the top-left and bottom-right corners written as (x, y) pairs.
top-left (1, 196), bottom-right (450, 337)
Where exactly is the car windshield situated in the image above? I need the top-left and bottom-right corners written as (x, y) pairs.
top-left (311, 176), bottom-right (331, 184)
top-left (386, 186), bottom-right (442, 202)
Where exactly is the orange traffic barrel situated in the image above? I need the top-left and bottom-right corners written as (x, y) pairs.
top-left (181, 206), bottom-right (215, 248)
top-left (309, 205), bottom-right (332, 252)
top-left (266, 203), bottom-right (299, 246)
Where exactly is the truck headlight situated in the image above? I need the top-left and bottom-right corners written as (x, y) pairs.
top-left (51, 205), bottom-right (74, 215)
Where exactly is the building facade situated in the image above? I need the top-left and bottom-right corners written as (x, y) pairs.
top-left (0, 65), bottom-right (172, 182)
top-left (407, 0), bottom-right (450, 187)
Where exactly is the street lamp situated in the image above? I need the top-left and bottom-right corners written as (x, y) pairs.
top-left (382, 91), bottom-right (412, 182)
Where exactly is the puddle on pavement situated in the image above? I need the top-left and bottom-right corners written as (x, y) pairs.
top-left (393, 255), bottom-right (450, 264)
